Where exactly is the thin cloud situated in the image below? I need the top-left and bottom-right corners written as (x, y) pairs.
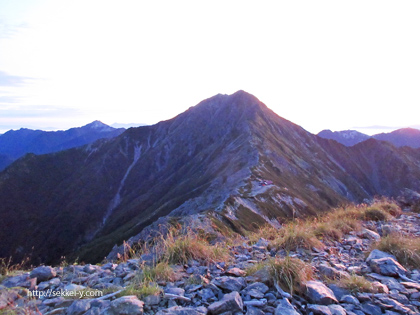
top-left (0, 95), bottom-right (23, 104)
top-left (0, 19), bottom-right (29, 39)
top-left (0, 104), bottom-right (82, 118)
top-left (0, 70), bottom-right (33, 87)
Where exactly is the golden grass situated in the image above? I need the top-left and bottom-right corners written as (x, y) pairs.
top-left (373, 198), bottom-right (402, 217)
top-left (269, 256), bottom-right (313, 294)
top-left (142, 261), bottom-right (175, 283)
top-left (160, 228), bottom-right (231, 265)
top-left (362, 207), bottom-right (391, 222)
top-left (0, 257), bottom-right (30, 277)
top-left (373, 233), bottom-right (420, 269)
top-left (336, 274), bottom-right (374, 294)
top-left (119, 282), bottom-right (162, 298)
top-left (247, 224), bottom-right (279, 244)
top-left (246, 256), bottom-right (313, 294)
top-left (247, 199), bottom-right (401, 252)
top-left (274, 221), bottom-right (324, 251)
top-left (118, 262), bottom-right (174, 299)
top-left (245, 261), bottom-right (267, 277)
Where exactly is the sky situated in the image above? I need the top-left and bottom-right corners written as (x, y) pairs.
top-left (0, 1), bottom-right (419, 135)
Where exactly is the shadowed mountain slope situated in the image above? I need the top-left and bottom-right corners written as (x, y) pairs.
top-left (1, 91), bottom-right (420, 265)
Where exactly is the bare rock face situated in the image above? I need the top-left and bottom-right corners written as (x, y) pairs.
top-left (307, 304), bottom-right (333, 315)
top-left (211, 276), bottom-right (246, 292)
top-left (66, 300), bottom-right (91, 315)
top-left (208, 291), bottom-right (243, 314)
top-left (102, 296), bottom-right (144, 315)
top-left (369, 257), bottom-right (407, 277)
top-left (366, 249), bottom-right (397, 263)
top-left (305, 281), bottom-right (338, 305)
top-left (366, 249), bottom-right (407, 277)
top-left (275, 298), bottom-right (300, 315)
top-left (155, 306), bottom-right (207, 315)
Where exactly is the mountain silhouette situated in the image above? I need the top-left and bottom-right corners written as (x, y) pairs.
top-left (1, 91), bottom-right (420, 265)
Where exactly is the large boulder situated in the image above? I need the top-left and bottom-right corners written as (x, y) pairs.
top-left (305, 281), bottom-right (338, 305)
top-left (208, 291), bottom-right (243, 314)
top-left (155, 306), bottom-right (207, 315)
top-left (241, 282), bottom-right (269, 299)
top-left (102, 296), bottom-right (144, 315)
top-left (318, 264), bottom-right (350, 280)
top-left (275, 298), bottom-right (300, 315)
top-left (366, 249), bottom-right (396, 263)
top-left (306, 304), bottom-right (332, 315)
top-left (67, 300), bottom-right (91, 315)
top-left (211, 276), bottom-right (246, 292)
top-left (369, 257), bottom-right (407, 277)
top-left (30, 266), bottom-right (56, 283)
top-left (2, 274), bottom-right (36, 289)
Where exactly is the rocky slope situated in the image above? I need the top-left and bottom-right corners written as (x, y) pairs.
top-left (0, 121), bottom-right (125, 171)
top-left (2, 201), bottom-right (420, 315)
top-left (2, 91), bottom-right (420, 266)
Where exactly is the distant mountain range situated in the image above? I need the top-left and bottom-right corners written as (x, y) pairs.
top-left (318, 128), bottom-right (420, 148)
top-left (0, 121), bottom-right (125, 171)
top-left (1, 91), bottom-right (420, 265)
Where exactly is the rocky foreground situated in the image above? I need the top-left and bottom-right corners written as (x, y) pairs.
top-left (2, 206), bottom-right (420, 315)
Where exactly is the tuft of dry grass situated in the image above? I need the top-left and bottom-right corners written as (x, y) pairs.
top-left (0, 257), bottom-right (30, 276)
top-left (362, 207), bottom-right (391, 222)
top-left (141, 261), bottom-right (175, 283)
top-left (245, 256), bottom-right (313, 294)
top-left (247, 224), bottom-right (279, 244)
top-left (336, 274), bottom-right (374, 294)
top-left (373, 198), bottom-right (402, 217)
top-left (245, 261), bottom-right (267, 277)
top-left (118, 262), bottom-right (174, 299)
top-left (268, 256), bottom-right (313, 294)
top-left (160, 228), bottom-right (231, 265)
top-left (273, 221), bottom-right (324, 251)
top-left (373, 233), bottom-right (420, 269)
top-left (119, 281), bottom-right (162, 298)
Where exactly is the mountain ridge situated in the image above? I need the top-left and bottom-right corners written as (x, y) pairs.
top-left (317, 127), bottom-right (420, 148)
top-left (1, 91), bottom-right (420, 265)
top-left (0, 121), bottom-right (125, 170)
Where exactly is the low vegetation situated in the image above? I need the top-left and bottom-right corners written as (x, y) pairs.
top-left (246, 257), bottom-right (313, 294)
top-left (269, 256), bottom-right (313, 294)
top-left (372, 233), bottom-right (420, 269)
top-left (273, 221), bottom-right (324, 251)
top-left (248, 198), bottom-right (401, 252)
top-left (119, 281), bottom-right (162, 299)
top-left (119, 262), bottom-right (175, 298)
top-left (142, 262), bottom-right (175, 283)
top-left (0, 257), bottom-right (30, 283)
top-left (336, 274), bottom-right (375, 294)
top-left (362, 207), bottom-right (391, 222)
top-left (159, 227), bottom-right (230, 265)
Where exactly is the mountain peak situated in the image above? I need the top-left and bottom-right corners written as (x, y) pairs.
top-left (83, 120), bottom-right (114, 132)
top-left (392, 127), bottom-right (420, 136)
top-left (317, 129), bottom-right (370, 146)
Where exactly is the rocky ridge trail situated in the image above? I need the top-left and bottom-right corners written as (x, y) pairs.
top-left (2, 208), bottom-right (420, 314)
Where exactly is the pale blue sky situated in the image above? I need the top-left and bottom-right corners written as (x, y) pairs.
top-left (1, 0), bottom-right (420, 134)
